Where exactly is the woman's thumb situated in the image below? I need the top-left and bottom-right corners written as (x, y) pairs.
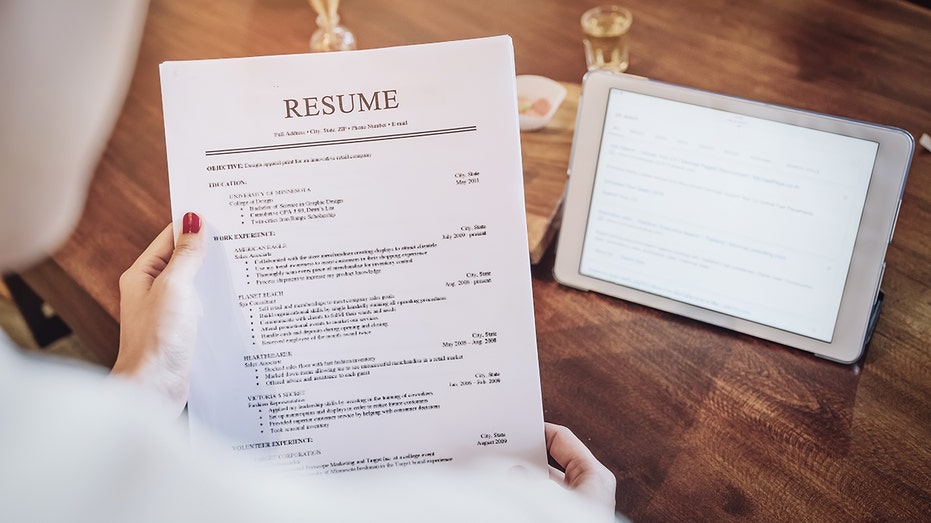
top-left (167, 212), bottom-right (207, 281)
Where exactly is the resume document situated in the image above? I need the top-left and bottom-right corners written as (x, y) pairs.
top-left (160, 37), bottom-right (546, 477)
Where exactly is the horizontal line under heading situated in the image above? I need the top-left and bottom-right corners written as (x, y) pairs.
top-left (205, 126), bottom-right (478, 156)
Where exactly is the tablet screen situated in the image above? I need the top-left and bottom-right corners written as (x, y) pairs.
top-left (579, 88), bottom-right (879, 342)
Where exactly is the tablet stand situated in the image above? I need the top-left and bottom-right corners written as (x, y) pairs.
top-left (863, 290), bottom-right (885, 350)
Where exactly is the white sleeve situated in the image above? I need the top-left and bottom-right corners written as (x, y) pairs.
top-left (0, 343), bottom-right (619, 523)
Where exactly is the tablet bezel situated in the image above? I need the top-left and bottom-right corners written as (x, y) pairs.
top-left (554, 71), bottom-right (914, 363)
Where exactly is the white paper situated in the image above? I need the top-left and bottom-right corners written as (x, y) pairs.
top-left (160, 37), bottom-right (546, 478)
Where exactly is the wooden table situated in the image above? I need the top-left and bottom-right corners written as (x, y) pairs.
top-left (23, 1), bottom-right (931, 520)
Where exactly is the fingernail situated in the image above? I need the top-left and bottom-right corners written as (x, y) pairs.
top-left (182, 212), bottom-right (202, 234)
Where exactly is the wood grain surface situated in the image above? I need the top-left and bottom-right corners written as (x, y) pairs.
top-left (522, 82), bottom-right (580, 263)
top-left (21, 1), bottom-right (931, 521)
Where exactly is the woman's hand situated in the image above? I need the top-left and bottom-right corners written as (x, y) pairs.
top-left (545, 422), bottom-right (617, 514)
top-left (110, 212), bottom-right (206, 417)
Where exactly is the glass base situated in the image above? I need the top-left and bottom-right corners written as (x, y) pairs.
top-left (310, 18), bottom-right (356, 52)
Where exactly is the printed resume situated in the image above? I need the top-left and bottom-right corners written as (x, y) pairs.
top-left (160, 36), bottom-right (547, 478)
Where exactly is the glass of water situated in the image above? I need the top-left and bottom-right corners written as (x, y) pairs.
top-left (581, 5), bottom-right (633, 73)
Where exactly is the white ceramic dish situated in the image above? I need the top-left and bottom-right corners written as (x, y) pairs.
top-left (516, 75), bottom-right (566, 131)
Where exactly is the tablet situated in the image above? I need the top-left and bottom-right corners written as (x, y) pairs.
top-left (554, 71), bottom-right (914, 363)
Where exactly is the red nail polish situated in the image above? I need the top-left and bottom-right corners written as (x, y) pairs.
top-left (182, 212), bottom-right (202, 234)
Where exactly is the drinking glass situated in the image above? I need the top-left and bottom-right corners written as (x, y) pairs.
top-left (581, 5), bottom-right (633, 72)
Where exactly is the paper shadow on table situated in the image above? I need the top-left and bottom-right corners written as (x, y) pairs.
top-left (534, 297), bottom-right (862, 519)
